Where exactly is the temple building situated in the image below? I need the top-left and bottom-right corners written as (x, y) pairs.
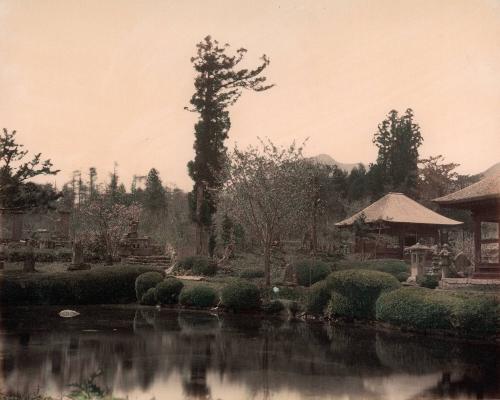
top-left (434, 174), bottom-right (500, 279)
top-left (336, 192), bottom-right (462, 258)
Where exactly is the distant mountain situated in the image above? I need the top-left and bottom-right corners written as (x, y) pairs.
top-left (481, 162), bottom-right (500, 178)
top-left (311, 154), bottom-right (362, 173)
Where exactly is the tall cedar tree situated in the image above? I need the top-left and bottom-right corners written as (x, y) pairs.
top-left (371, 109), bottom-right (423, 197)
top-left (187, 36), bottom-right (273, 255)
top-left (0, 128), bottom-right (59, 208)
top-left (144, 168), bottom-right (167, 213)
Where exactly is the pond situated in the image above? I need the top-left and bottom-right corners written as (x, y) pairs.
top-left (0, 305), bottom-right (498, 400)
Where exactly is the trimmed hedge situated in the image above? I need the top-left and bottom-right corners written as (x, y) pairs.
top-left (179, 285), bottom-right (218, 308)
top-left (0, 265), bottom-right (164, 305)
top-left (376, 287), bottom-right (499, 335)
top-left (335, 259), bottom-right (410, 279)
top-left (140, 287), bottom-right (158, 305)
top-left (135, 271), bottom-right (164, 301)
top-left (292, 259), bottom-right (331, 287)
top-left (306, 280), bottom-right (330, 315)
top-left (221, 280), bottom-right (261, 312)
top-left (156, 278), bottom-right (184, 305)
top-left (326, 270), bottom-right (401, 319)
top-left (177, 256), bottom-right (217, 276)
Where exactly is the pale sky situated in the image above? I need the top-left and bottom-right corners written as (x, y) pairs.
top-left (1, 0), bottom-right (499, 191)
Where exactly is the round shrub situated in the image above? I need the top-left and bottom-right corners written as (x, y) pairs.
top-left (178, 256), bottom-right (217, 276)
top-left (140, 287), bottom-right (158, 306)
top-left (135, 271), bottom-right (164, 301)
top-left (306, 280), bottom-right (331, 315)
top-left (179, 285), bottom-right (218, 308)
top-left (326, 291), bottom-right (352, 318)
top-left (326, 270), bottom-right (400, 319)
top-left (262, 299), bottom-right (285, 314)
top-left (156, 278), bottom-right (184, 305)
top-left (292, 259), bottom-right (331, 287)
top-left (417, 275), bottom-right (440, 289)
top-left (239, 268), bottom-right (265, 279)
top-left (221, 280), bottom-right (261, 312)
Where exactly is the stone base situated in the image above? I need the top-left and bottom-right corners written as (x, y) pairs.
top-left (439, 277), bottom-right (500, 290)
top-left (67, 263), bottom-right (91, 271)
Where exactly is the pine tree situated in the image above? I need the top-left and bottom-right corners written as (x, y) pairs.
top-left (371, 109), bottom-right (423, 197)
top-left (187, 36), bottom-right (273, 255)
top-left (144, 168), bottom-right (166, 213)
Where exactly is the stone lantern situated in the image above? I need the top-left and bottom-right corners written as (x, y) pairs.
top-left (406, 242), bottom-right (433, 282)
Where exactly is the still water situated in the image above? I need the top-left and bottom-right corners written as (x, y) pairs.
top-left (0, 305), bottom-right (498, 400)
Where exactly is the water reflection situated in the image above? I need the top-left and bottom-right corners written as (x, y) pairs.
top-left (0, 305), bottom-right (498, 400)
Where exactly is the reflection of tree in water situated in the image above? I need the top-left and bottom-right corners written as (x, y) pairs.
top-left (1, 306), bottom-right (499, 399)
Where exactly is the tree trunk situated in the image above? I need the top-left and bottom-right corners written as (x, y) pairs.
top-left (195, 183), bottom-right (205, 255)
top-left (311, 203), bottom-right (318, 254)
top-left (264, 245), bottom-right (271, 287)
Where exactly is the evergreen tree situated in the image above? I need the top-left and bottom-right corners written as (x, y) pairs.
top-left (0, 128), bottom-right (59, 208)
top-left (144, 168), bottom-right (166, 213)
top-left (371, 109), bottom-right (423, 197)
top-left (187, 36), bottom-right (273, 255)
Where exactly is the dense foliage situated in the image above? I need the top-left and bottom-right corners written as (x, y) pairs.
top-left (179, 285), bottom-right (218, 308)
top-left (376, 287), bottom-right (499, 335)
top-left (221, 280), bottom-right (261, 312)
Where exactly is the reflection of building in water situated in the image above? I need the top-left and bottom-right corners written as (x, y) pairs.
top-left (0, 307), bottom-right (498, 399)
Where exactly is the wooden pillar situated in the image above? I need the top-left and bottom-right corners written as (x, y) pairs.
top-left (473, 212), bottom-right (481, 268)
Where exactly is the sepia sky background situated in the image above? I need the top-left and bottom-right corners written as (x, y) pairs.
top-left (0, 0), bottom-right (499, 191)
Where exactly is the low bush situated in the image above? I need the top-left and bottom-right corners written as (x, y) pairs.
top-left (140, 287), bottom-right (158, 305)
top-left (177, 256), bottom-right (217, 276)
top-left (221, 280), bottom-right (261, 312)
top-left (326, 270), bottom-right (400, 319)
top-left (376, 287), bottom-right (499, 335)
top-left (326, 291), bottom-right (352, 318)
top-left (262, 299), bottom-right (285, 314)
top-left (417, 274), bottom-right (440, 289)
top-left (156, 277), bottom-right (184, 305)
top-left (179, 285), bottom-right (218, 308)
top-left (335, 259), bottom-right (410, 279)
top-left (395, 272), bottom-right (411, 282)
top-left (0, 265), bottom-right (164, 305)
top-left (292, 259), bottom-right (331, 287)
top-left (239, 268), bottom-right (265, 279)
top-left (135, 271), bottom-right (164, 301)
top-left (306, 280), bottom-right (331, 315)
